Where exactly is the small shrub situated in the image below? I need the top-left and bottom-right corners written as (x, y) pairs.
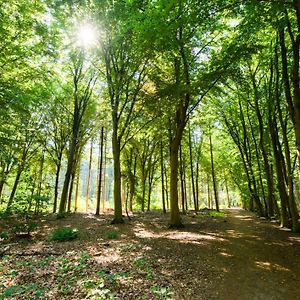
top-left (105, 231), bottom-right (119, 240)
top-left (13, 221), bottom-right (37, 237)
top-left (50, 227), bottom-right (78, 242)
top-left (151, 285), bottom-right (174, 299)
top-left (0, 231), bottom-right (9, 240)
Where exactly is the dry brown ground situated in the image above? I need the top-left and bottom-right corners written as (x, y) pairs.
top-left (1, 208), bottom-right (300, 299)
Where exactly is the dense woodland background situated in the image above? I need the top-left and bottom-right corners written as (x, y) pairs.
top-left (1, 0), bottom-right (300, 231)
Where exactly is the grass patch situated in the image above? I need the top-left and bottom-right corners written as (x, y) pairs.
top-left (198, 210), bottom-right (225, 218)
top-left (105, 231), bottom-right (119, 240)
top-left (50, 227), bottom-right (78, 242)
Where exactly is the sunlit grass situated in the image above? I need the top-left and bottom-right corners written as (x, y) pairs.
top-left (197, 210), bottom-right (225, 218)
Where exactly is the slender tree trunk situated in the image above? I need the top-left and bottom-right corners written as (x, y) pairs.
top-left (179, 144), bottom-right (185, 214)
top-left (59, 129), bottom-right (78, 214)
top-left (6, 165), bottom-right (24, 211)
top-left (85, 139), bottom-right (93, 213)
top-left (251, 72), bottom-right (274, 217)
top-left (207, 173), bottom-right (211, 209)
top-left (164, 164), bottom-right (169, 210)
top-left (141, 167), bottom-right (146, 212)
top-left (74, 164), bottom-right (80, 213)
top-left (147, 163), bottom-right (155, 211)
top-left (269, 114), bottom-right (290, 228)
top-left (169, 135), bottom-right (183, 228)
top-left (183, 157), bottom-right (188, 211)
top-left (279, 21), bottom-right (300, 174)
top-left (195, 161), bottom-right (200, 211)
top-left (274, 41), bottom-right (300, 231)
top-left (102, 133), bottom-right (107, 213)
top-left (160, 141), bottom-right (166, 213)
top-left (112, 113), bottom-right (124, 223)
top-left (225, 179), bottom-right (231, 208)
top-left (37, 149), bottom-right (45, 197)
top-left (246, 104), bottom-right (268, 217)
top-left (209, 134), bottom-right (219, 212)
top-left (67, 170), bottom-right (75, 212)
top-left (0, 178), bottom-right (5, 202)
top-left (129, 155), bottom-right (136, 212)
top-left (96, 127), bottom-right (104, 215)
top-left (188, 125), bottom-right (197, 212)
top-left (53, 153), bottom-right (62, 213)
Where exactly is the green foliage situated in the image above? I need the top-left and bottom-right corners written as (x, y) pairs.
top-left (133, 257), bottom-right (154, 279)
top-left (96, 269), bottom-right (129, 285)
top-left (0, 232), bottom-right (9, 240)
top-left (13, 218), bottom-right (38, 236)
top-left (151, 285), bottom-right (174, 299)
top-left (105, 231), bottom-right (119, 240)
top-left (50, 227), bottom-right (78, 242)
top-left (86, 282), bottom-right (117, 300)
top-left (198, 210), bottom-right (225, 218)
top-left (1, 283), bottom-right (47, 299)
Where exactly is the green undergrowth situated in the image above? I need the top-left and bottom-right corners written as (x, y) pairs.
top-left (50, 227), bottom-right (78, 242)
top-left (197, 211), bottom-right (226, 218)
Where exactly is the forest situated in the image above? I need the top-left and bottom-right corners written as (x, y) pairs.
top-left (1, 0), bottom-right (300, 299)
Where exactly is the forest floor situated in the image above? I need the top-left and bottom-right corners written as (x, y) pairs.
top-left (1, 208), bottom-right (300, 300)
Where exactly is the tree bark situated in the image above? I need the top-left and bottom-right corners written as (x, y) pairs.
top-left (85, 139), bottom-right (93, 213)
top-left (111, 111), bottom-right (124, 224)
top-left (74, 164), bottom-right (80, 212)
top-left (188, 125), bottom-right (197, 212)
top-left (251, 71), bottom-right (274, 217)
top-left (160, 140), bottom-right (166, 214)
top-left (179, 144), bottom-right (186, 214)
top-left (225, 179), bottom-right (231, 208)
top-left (53, 153), bottom-right (62, 213)
top-left (169, 135), bottom-right (183, 228)
top-left (96, 127), bottom-right (104, 215)
top-left (209, 134), bottom-right (219, 212)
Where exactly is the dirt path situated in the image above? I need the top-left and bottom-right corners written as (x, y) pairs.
top-left (207, 208), bottom-right (300, 300)
top-left (1, 208), bottom-right (300, 299)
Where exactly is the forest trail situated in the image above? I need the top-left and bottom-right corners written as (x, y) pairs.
top-left (1, 208), bottom-right (300, 299)
top-left (209, 208), bottom-right (300, 300)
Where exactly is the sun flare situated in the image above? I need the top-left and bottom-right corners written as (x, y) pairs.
top-left (77, 23), bottom-right (97, 47)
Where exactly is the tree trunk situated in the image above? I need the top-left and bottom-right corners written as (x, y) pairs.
top-left (59, 128), bottom-right (78, 214)
top-left (251, 72), bottom-right (274, 217)
top-left (102, 133), bottom-right (107, 213)
top-left (164, 164), bottom-right (169, 211)
top-left (188, 125), bottom-right (197, 212)
top-left (141, 168), bottom-right (146, 212)
top-left (53, 153), bottom-right (62, 213)
top-left (169, 135), bottom-right (183, 228)
top-left (6, 165), bottom-right (24, 211)
top-left (0, 178), bottom-right (5, 202)
top-left (74, 164), bottom-right (80, 212)
top-left (207, 173), bottom-right (211, 209)
top-left (37, 149), bottom-right (45, 197)
top-left (246, 103), bottom-right (268, 217)
top-left (160, 141), bottom-right (166, 213)
top-left (67, 170), bottom-right (75, 212)
top-left (183, 158), bottom-right (188, 211)
top-left (96, 127), bottom-right (104, 215)
top-left (269, 115), bottom-right (290, 228)
top-left (85, 139), bottom-right (93, 213)
top-left (209, 134), bottom-right (219, 212)
top-left (195, 161), bottom-right (200, 211)
top-left (179, 144), bottom-right (185, 214)
top-left (147, 162), bottom-right (155, 211)
top-left (111, 114), bottom-right (124, 224)
top-left (225, 179), bottom-right (231, 208)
